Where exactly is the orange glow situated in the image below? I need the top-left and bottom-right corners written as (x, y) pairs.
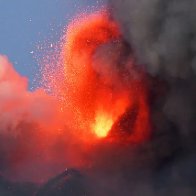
top-left (0, 10), bottom-right (154, 182)
top-left (57, 11), bottom-right (151, 142)
top-left (61, 11), bottom-right (124, 139)
top-left (92, 112), bottom-right (113, 138)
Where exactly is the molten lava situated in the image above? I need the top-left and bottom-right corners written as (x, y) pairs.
top-left (59, 11), bottom-right (151, 142)
top-left (92, 112), bottom-right (114, 138)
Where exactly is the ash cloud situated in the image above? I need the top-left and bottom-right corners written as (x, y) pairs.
top-left (107, 0), bottom-right (196, 195)
top-left (109, 0), bottom-right (196, 78)
top-left (109, 0), bottom-right (196, 147)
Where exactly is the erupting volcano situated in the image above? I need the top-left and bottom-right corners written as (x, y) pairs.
top-left (1, 1), bottom-right (196, 195)
top-left (0, 9), bottom-right (153, 184)
top-left (57, 11), bottom-right (151, 142)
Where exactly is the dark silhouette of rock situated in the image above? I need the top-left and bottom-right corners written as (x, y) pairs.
top-left (0, 175), bottom-right (37, 196)
top-left (36, 169), bottom-right (88, 196)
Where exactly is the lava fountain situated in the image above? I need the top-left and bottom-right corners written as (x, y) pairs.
top-left (0, 10), bottom-right (152, 183)
top-left (52, 11), bottom-right (151, 143)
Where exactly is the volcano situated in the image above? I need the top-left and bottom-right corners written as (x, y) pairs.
top-left (0, 2), bottom-right (196, 196)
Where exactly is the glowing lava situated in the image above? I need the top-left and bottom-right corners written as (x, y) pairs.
top-left (53, 10), bottom-right (152, 142)
top-left (92, 112), bottom-right (114, 138)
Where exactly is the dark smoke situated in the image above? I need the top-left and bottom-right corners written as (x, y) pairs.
top-left (109, 0), bottom-right (196, 77)
top-left (107, 0), bottom-right (196, 195)
top-left (109, 0), bottom-right (196, 147)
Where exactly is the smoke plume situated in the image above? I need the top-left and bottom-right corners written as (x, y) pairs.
top-left (107, 0), bottom-right (196, 195)
top-left (110, 0), bottom-right (196, 77)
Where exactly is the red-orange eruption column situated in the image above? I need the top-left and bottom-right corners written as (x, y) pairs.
top-left (61, 11), bottom-right (151, 143)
